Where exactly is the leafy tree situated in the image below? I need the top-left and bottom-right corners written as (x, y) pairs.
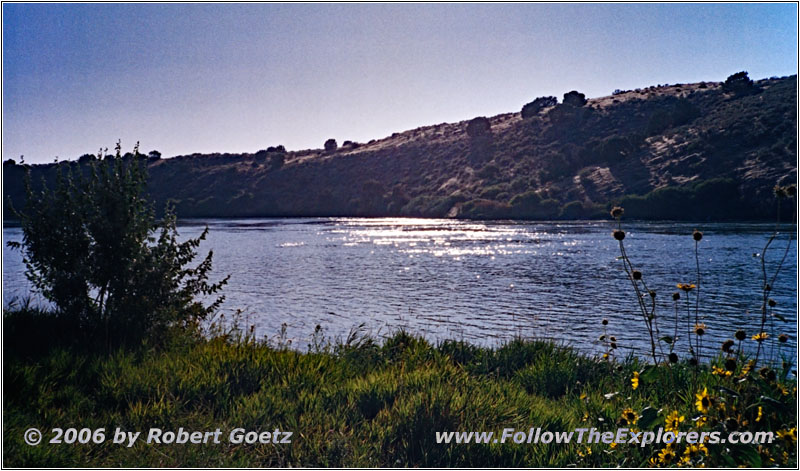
top-left (521, 96), bottom-right (557, 118)
top-left (562, 90), bottom-right (587, 107)
top-left (147, 150), bottom-right (162, 160)
top-left (78, 153), bottom-right (97, 164)
top-left (466, 117), bottom-right (491, 138)
top-left (7, 142), bottom-right (228, 348)
top-left (722, 71), bottom-right (756, 95)
top-left (324, 138), bottom-right (338, 152)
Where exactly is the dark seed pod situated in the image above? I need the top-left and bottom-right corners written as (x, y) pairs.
top-left (668, 352), bottom-right (679, 363)
top-left (721, 340), bottom-right (735, 353)
top-left (632, 270), bottom-right (642, 280)
top-left (602, 318), bottom-right (608, 326)
top-left (693, 230), bottom-right (703, 241)
top-left (779, 334), bottom-right (788, 343)
top-left (768, 299), bottom-right (777, 307)
top-left (724, 358), bottom-right (737, 371)
top-left (725, 418), bottom-right (739, 431)
top-left (672, 292), bottom-right (680, 301)
top-left (735, 330), bottom-right (746, 341)
top-left (613, 230), bottom-right (625, 241)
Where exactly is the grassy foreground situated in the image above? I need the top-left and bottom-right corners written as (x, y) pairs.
top-left (3, 310), bottom-right (796, 467)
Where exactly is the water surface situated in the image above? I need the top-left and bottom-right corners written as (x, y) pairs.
top-left (3, 218), bottom-right (796, 358)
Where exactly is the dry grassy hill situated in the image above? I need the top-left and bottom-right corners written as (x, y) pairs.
top-left (4, 73), bottom-right (797, 221)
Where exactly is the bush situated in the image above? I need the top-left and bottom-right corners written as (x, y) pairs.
top-left (458, 199), bottom-right (511, 220)
top-left (466, 117), bottom-right (491, 138)
top-left (509, 191), bottom-right (560, 219)
top-left (324, 139), bottom-right (338, 152)
top-left (722, 71), bottom-right (756, 95)
top-left (562, 90), bottom-right (587, 107)
top-left (270, 152), bottom-right (285, 169)
top-left (7, 142), bottom-right (228, 348)
top-left (521, 96), bottom-right (557, 119)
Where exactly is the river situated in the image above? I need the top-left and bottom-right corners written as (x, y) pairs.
top-left (3, 218), bottom-right (796, 359)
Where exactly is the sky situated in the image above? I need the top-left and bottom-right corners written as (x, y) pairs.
top-left (2, 3), bottom-right (797, 164)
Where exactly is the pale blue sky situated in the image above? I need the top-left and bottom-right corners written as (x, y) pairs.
top-left (3, 3), bottom-right (797, 163)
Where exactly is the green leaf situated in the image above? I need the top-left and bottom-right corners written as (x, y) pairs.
top-left (638, 406), bottom-right (660, 429)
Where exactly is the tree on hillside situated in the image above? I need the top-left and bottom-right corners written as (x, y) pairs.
top-left (466, 117), bottom-right (491, 138)
top-left (722, 71), bottom-right (756, 95)
top-left (563, 91), bottom-right (587, 107)
top-left (7, 142), bottom-right (228, 348)
top-left (521, 96), bottom-right (557, 118)
top-left (324, 139), bottom-right (338, 152)
top-left (78, 153), bottom-right (97, 164)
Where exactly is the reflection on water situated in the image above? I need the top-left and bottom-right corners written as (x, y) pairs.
top-left (3, 218), bottom-right (797, 358)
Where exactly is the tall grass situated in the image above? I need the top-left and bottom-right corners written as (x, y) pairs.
top-left (3, 313), bottom-right (796, 467)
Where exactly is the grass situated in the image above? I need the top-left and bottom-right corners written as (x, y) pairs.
top-left (3, 310), bottom-right (796, 467)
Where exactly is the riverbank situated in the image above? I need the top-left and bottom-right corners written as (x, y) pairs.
top-left (4, 309), bottom-right (796, 467)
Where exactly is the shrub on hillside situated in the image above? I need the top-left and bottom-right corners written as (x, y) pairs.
top-left (324, 139), bottom-right (338, 152)
top-left (521, 96), bottom-right (557, 118)
top-left (466, 117), bottom-right (491, 138)
top-left (722, 71), bottom-right (756, 96)
top-left (562, 90), bottom-right (587, 107)
top-left (7, 142), bottom-right (228, 348)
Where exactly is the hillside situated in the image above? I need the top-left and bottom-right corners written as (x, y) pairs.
top-left (4, 73), bottom-right (797, 221)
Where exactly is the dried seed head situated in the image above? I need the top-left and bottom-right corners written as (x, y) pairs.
top-left (668, 352), bottom-right (679, 363)
top-left (613, 229), bottom-right (625, 241)
top-left (721, 339), bottom-right (735, 353)
top-left (693, 229), bottom-right (703, 241)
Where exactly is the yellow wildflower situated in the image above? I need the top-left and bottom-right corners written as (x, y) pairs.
top-left (665, 410), bottom-right (685, 433)
top-left (712, 365), bottom-right (732, 377)
top-left (694, 323), bottom-right (707, 336)
top-left (756, 406), bottom-right (763, 422)
top-left (658, 445), bottom-right (677, 464)
top-left (621, 407), bottom-right (638, 426)
top-left (776, 427), bottom-right (797, 446)
top-left (752, 332), bottom-right (769, 342)
top-left (677, 283), bottom-right (696, 292)
top-left (695, 387), bottom-right (712, 413)
top-left (695, 415), bottom-right (708, 428)
top-left (739, 359), bottom-right (755, 377)
top-left (631, 371), bottom-right (639, 390)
